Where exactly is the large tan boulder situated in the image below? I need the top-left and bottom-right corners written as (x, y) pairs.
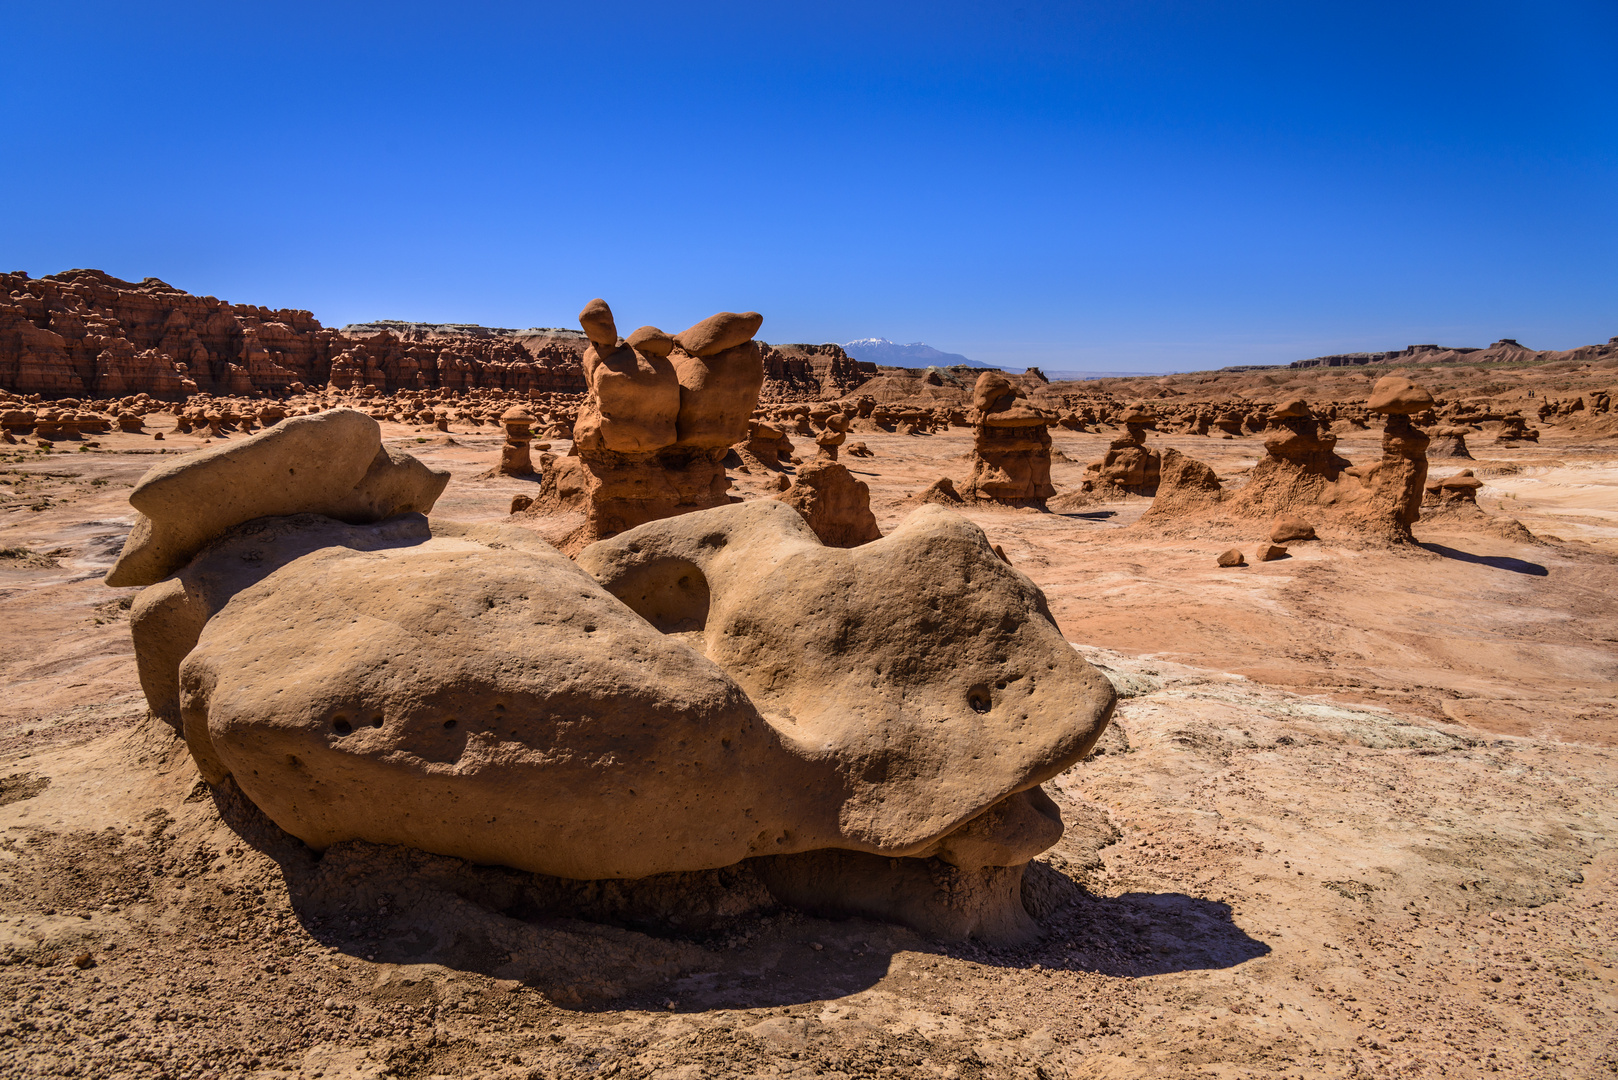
top-left (157, 504), bottom-right (1111, 892)
top-left (119, 409), bottom-right (1115, 942)
top-left (105, 409), bottom-right (448, 587)
top-left (168, 517), bottom-right (803, 880)
top-left (577, 499), bottom-right (1115, 856)
top-left (1368, 376), bottom-right (1436, 415)
top-left (673, 311), bottom-right (763, 358)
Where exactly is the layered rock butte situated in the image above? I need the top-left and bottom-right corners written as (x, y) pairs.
top-left (0, 270), bottom-right (875, 402)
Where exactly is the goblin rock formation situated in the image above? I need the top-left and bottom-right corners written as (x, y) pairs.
top-left (734, 419), bottom-right (795, 471)
top-left (1205, 377), bottom-right (1436, 541)
top-left (963, 372), bottom-right (1057, 504)
top-left (1225, 397), bottom-right (1351, 519)
top-left (1341, 376), bottom-right (1434, 540)
top-left (498, 406), bottom-right (536, 476)
top-left (815, 412), bottom-right (850, 460)
top-left (1083, 403), bottom-right (1164, 497)
top-left (527, 300), bottom-right (765, 549)
top-left (1429, 425), bottom-right (1474, 459)
top-left (117, 413), bottom-right (1115, 943)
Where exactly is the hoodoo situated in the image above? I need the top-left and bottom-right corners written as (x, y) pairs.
top-left (525, 299), bottom-right (766, 550)
top-left (963, 371), bottom-right (1058, 504)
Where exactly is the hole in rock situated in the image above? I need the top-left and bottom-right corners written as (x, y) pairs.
top-left (443, 719), bottom-right (457, 730)
top-left (370, 717), bottom-right (384, 728)
top-left (332, 718), bottom-right (352, 735)
top-left (968, 686), bottom-right (992, 714)
top-left (601, 557), bottom-right (711, 634)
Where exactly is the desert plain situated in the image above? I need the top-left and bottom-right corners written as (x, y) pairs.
top-left (1, 317), bottom-right (1616, 1080)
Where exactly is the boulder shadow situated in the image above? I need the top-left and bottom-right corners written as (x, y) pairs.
top-left (214, 785), bottom-right (1269, 1014)
top-left (1419, 542), bottom-right (1548, 576)
top-left (1024, 887), bottom-right (1272, 978)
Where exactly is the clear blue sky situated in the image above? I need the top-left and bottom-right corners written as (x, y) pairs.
top-left (4, 2), bottom-right (1614, 372)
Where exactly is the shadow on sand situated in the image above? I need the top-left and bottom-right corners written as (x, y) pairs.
top-left (1420, 542), bottom-right (1548, 576)
top-left (215, 782), bottom-right (1270, 1013)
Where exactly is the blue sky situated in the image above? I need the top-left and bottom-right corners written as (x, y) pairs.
top-left (3, 1), bottom-right (1615, 372)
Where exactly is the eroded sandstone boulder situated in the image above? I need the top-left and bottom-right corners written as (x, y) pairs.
top-left (575, 500), bottom-right (1114, 937)
top-left (120, 418), bottom-right (1114, 943)
top-left (1270, 515), bottom-right (1318, 543)
top-left (774, 459), bottom-right (882, 548)
top-left (1136, 447), bottom-right (1222, 522)
top-left (105, 409), bottom-right (449, 587)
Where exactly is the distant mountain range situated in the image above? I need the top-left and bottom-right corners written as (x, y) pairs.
top-left (841, 338), bottom-right (989, 368)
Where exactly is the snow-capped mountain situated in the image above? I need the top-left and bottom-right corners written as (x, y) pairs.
top-left (841, 338), bottom-right (989, 368)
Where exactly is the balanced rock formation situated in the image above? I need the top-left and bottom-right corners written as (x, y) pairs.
top-left (1226, 396), bottom-right (1353, 520)
top-left (1341, 376), bottom-right (1434, 540)
top-left (815, 412), bottom-right (849, 460)
top-left (118, 417), bottom-right (1115, 944)
top-left (963, 372), bottom-right (1057, 504)
top-left (527, 300), bottom-right (765, 549)
top-left (498, 406), bottom-right (536, 476)
top-left (1431, 425), bottom-right (1474, 459)
top-left (1263, 397), bottom-right (1343, 472)
top-left (1083, 403), bottom-right (1162, 496)
top-left (734, 420), bottom-right (794, 471)
top-left (774, 460), bottom-right (882, 548)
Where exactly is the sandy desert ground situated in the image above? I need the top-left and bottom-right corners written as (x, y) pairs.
top-left (1, 416), bottom-right (1614, 1079)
